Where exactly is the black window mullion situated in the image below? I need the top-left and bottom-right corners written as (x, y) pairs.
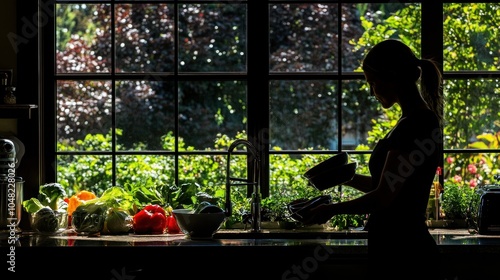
top-left (174, 2), bottom-right (180, 187)
top-left (41, 0), bottom-right (56, 184)
top-left (247, 1), bottom-right (270, 198)
top-left (421, 1), bottom-right (443, 73)
top-left (110, 1), bottom-right (117, 186)
top-left (421, 1), bottom-right (444, 186)
top-left (337, 2), bottom-right (343, 152)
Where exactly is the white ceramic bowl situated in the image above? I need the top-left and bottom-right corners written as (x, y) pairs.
top-left (172, 209), bottom-right (227, 239)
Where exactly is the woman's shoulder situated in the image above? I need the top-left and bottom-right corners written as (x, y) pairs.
top-left (394, 108), bottom-right (439, 137)
top-left (401, 108), bottom-right (438, 125)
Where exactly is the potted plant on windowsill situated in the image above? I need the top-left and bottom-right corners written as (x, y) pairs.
top-left (438, 181), bottom-right (475, 228)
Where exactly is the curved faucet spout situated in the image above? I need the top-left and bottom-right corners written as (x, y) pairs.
top-left (225, 139), bottom-right (262, 233)
top-left (227, 139), bottom-right (259, 158)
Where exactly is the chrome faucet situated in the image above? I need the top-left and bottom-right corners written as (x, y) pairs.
top-left (224, 139), bottom-right (262, 233)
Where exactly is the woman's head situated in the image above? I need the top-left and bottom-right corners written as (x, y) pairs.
top-left (362, 39), bottom-right (420, 83)
top-left (362, 39), bottom-right (444, 127)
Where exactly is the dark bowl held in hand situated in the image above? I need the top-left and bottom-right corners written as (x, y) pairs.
top-left (303, 152), bottom-right (348, 180)
top-left (306, 162), bottom-right (357, 191)
top-left (287, 195), bottom-right (332, 223)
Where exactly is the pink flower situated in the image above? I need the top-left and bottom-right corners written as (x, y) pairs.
top-left (436, 166), bottom-right (442, 175)
top-left (453, 175), bottom-right (462, 183)
top-left (467, 164), bottom-right (477, 174)
top-left (469, 179), bottom-right (478, 188)
top-left (446, 157), bottom-right (454, 164)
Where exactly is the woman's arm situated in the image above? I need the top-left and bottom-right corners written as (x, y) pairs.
top-left (344, 174), bottom-right (373, 193)
top-left (302, 150), bottom-right (409, 224)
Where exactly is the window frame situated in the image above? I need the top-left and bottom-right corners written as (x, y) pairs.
top-left (14, 0), bottom-right (498, 203)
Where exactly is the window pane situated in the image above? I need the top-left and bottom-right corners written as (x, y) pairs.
top-left (57, 155), bottom-right (113, 196)
top-left (443, 3), bottom-right (500, 71)
top-left (341, 80), bottom-right (381, 150)
top-left (270, 80), bottom-right (339, 150)
top-left (444, 79), bottom-right (500, 150)
top-left (269, 4), bottom-right (338, 72)
top-left (178, 3), bottom-right (247, 72)
top-left (116, 155), bottom-right (174, 186)
top-left (115, 80), bottom-right (175, 151)
top-left (269, 154), bottom-right (324, 199)
top-left (343, 3), bottom-right (421, 72)
top-left (57, 80), bottom-right (113, 151)
top-left (443, 152), bottom-right (500, 189)
top-left (115, 4), bottom-right (175, 73)
top-left (56, 3), bottom-right (111, 73)
top-left (178, 81), bottom-right (247, 150)
top-left (178, 155), bottom-right (226, 191)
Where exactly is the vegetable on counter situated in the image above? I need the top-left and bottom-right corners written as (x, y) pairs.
top-left (166, 215), bottom-right (180, 233)
top-left (38, 183), bottom-right (67, 211)
top-left (125, 182), bottom-right (199, 210)
top-left (22, 182), bottom-right (69, 233)
top-left (31, 206), bottom-right (63, 233)
top-left (23, 182), bottom-right (68, 214)
top-left (67, 190), bottom-right (97, 216)
top-left (165, 206), bottom-right (181, 234)
top-left (103, 208), bottom-right (133, 235)
top-left (71, 187), bottom-right (135, 234)
top-left (71, 201), bottom-right (108, 234)
top-left (133, 204), bottom-right (168, 234)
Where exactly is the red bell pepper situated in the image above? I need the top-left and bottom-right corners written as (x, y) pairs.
top-left (133, 204), bottom-right (167, 234)
top-left (166, 215), bottom-right (181, 234)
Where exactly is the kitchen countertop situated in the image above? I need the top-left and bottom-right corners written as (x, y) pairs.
top-left (3, 227), bottom-right (500, 248)
top-left (3, 228), bottom-right (500, 279)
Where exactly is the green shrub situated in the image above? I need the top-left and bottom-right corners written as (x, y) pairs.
top-left (441, 182), bottom-right (475, 220)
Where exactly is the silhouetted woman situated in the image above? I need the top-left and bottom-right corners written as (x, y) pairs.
top-left (304, 39), bottom-right (444, 280)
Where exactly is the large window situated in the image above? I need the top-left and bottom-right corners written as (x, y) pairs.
top-left (441, 3), bottom-right (500, 190)
top-left (39, 1), bottom-right (499, 224)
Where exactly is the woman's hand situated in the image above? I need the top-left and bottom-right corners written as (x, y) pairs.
top-left (301, 203), bottom-right (336, 225)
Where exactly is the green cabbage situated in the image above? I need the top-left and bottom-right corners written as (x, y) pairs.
top-left (32, 207), bottom-right (59, 233)
top-left (71, 202), bottom-right (107, 233)
top-left (104, 208), bottom-right (133, 234)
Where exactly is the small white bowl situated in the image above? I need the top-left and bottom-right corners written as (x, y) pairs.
top-left (172, 209), bottom-right (226, 240)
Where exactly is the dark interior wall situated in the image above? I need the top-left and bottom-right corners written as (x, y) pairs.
top-left (0, 0), bottom-right (17, 133)
top-left (0, 0), bottom-right (17, 73)
top-left (14, 0), bottom-right (41, 230)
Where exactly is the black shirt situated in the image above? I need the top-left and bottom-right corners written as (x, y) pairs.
top-left (367, 108), bottom-right (441, 239)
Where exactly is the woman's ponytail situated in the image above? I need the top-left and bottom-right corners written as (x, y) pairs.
top-left (419, 59), bottom-right (444, 129)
